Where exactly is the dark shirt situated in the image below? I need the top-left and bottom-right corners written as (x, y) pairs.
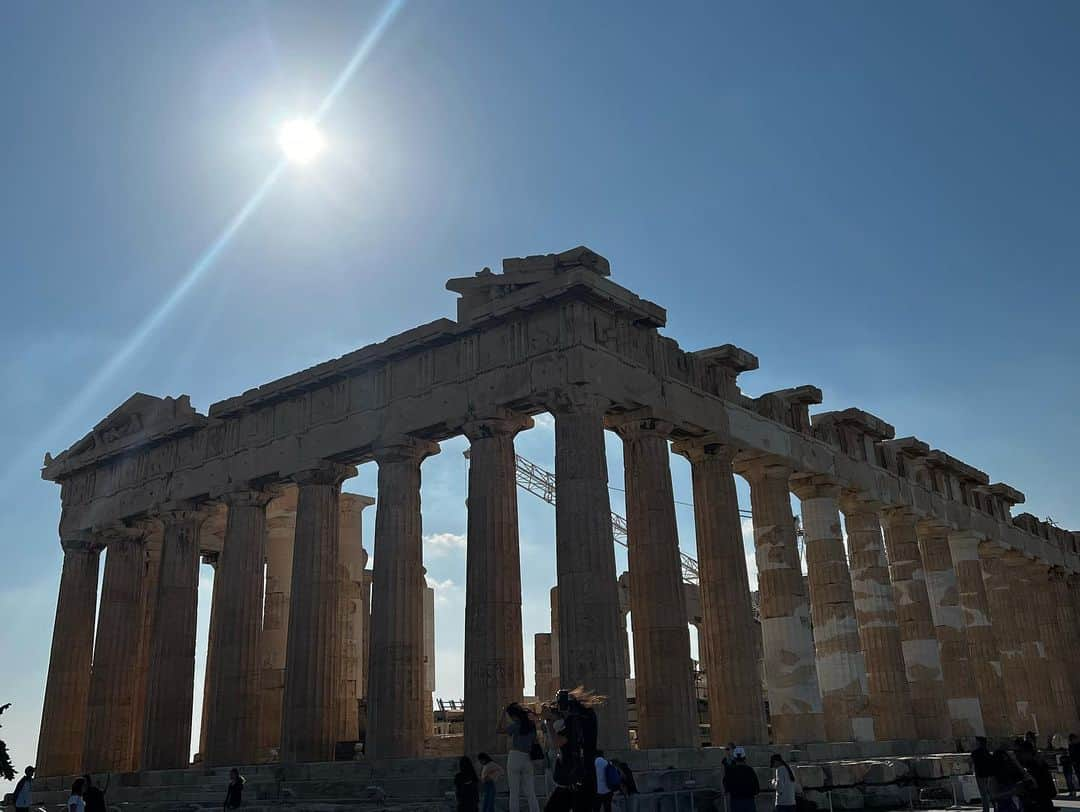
top-left (723, 762), bottom-right (760, 800)
top-left (553, 743), bottom-right (584, 788)
top-left (83, 786), bottom-right (106, 812)
top-left (225, 779), bottom-right (243, 809)
top-left (971, 747), bottom-right (995, 778)
top-left (1070, 743), bottom-right (1080, 769)
top-left (455, 773), bottom-right (479, 812)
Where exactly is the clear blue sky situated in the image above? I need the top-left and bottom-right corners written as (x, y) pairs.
top-left (2, 1), bottom-right (1078, 788)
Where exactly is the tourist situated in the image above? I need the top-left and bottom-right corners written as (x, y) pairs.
top-left (722, 742), bottom-right (738, 769)
top-left (555, 687), bottom-right (602, 810)
top-left (770, 754), bottom-right (797, 812)
top-left (593, 749), bottom-right (619, 812)
top-left (11, 765), bottom-right (34, 812)
top-left (722, 747), bottom-right (760, 812)
top-left (1058, 740), bottom-right (1076, 799)
top-left (1068, 734), bottom-right (1080, 797)
top-left (478, 752), bottom-right (504, 812)
top-left (81, 773), bottom-right (109, 812)
top-left (545, 720), bottom-right (583, 812)
top-left (971, 737), bottom-right (995, 812)
top-left (989, 749), bottom-right (1025, 812)
top-left (67, 778), bottom-right (86, 812)
top-left (224, 768), bottom-right (245, 809)
top-left (502, 702), bottom-right (541, 812)
top-left (455, 756), bottom-right (481, 812)
top-left (1016, 741), bottom-right (1055, 812)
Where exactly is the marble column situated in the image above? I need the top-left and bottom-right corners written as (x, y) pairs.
top-left (841, 497), bottom-right (917, 741)
top-left (367, 438), bottom-right (439, 759)
top-left (36, 537), bottom-right (102, 777)
top-left (280, 462), bottom-right (356, 763)
top-left (258, 494), bottom-right (296, 760)
top-left (337, 493), bottom-right (374, 744)
top-left (879, 508), bottom-right (951, 740)
top-left (1008, 556), bottom-right (1057, 734)
top-left (1051, 571), bottom-right (1080, 727)
top-left (981, 550), bottom-right (1034, 732)
top-left (917, 521), bottom-right (984, 738)
top-left (551, 396), bottom-right (629, 749)
top-left (674, 439), bottom-right (767, 745)
top-left (204, 488), bottom-right (273, 767)
top-left (1030, 562), bottom-right (1075, 735)
top-left (83, 524), bottom-right (148, 773)
top-left (535, 633), bottom-right (554, 702)
top-left (549, 586), bottom-right (561, 696)
top-left (737, 457), bottom-right (825, 744)
top-left (791, 478), bottom-right (872, 742)
top-left (423, 583), bottom-right (436, 737)
top-left (130, 530), bottom-right (162, 770)
top-left (611, 415), bottom-right (696, 748)
top-left (141, 506), bottom-right (210, 769)
top-left (946, 531), bottom-right (1011, 737)
top-left (462, 415), bottom-right (530, 755)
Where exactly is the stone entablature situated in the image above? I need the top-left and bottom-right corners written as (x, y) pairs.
top-left (43, 247), bottom-right (1075, 575)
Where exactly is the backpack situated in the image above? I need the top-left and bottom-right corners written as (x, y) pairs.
top-left (604, 761), bottom-right (623, 791)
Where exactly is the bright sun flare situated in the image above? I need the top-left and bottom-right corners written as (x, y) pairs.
top-left (278, 119), bottom-right (325, 165)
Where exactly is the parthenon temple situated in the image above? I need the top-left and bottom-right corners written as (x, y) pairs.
top-left (35, 246), bottom-right (1080, 782)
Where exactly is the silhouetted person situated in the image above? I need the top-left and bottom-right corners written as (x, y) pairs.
top-left (455, 756), bottom-right (480, 812)
top-left (12, 765), bottom-right (34, 812)
top-left (971, 737), bottom-right (995, 812)
top-left (990, 749), bottom-right (1025, 812)
top-left (1017, 741), bottom-right (1055, 812)
top-left (224, 768), bottom-right (244, 809)
top-left (81, 773), bottom-right (109, 812)
top-left (723, 747), bottom-right (760, 812)
top-left (67, 778), bottom-right (86, 812)
top-left (545, 720), bottom-right (583, 812)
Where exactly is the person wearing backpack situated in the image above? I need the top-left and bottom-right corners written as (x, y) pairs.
top-left (593, 750), bottom-right (621, 812)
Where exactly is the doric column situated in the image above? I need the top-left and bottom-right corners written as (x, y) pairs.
top-left (551, 394), bottom-right (629, 749)
top-left (879, 508), bottom-right (950, 740)
top-left (737, 456), bottom-right (824, 744)
top-left (83, 523), bottom-right (148, 773)
top-left (946, 531), bottom-right (1010, 737)
top-left (981, 550), bottom-right (1034, 732)
top-left (610, 414), bottom-right (696, 748)
top-left (841, 496), bottom-right (917, 741)
top-left (462, 414), bottom-right (530, 755)
top-left (549, 586), bottom-right (561, 695)
top-left (423, 582), bottom-right (436, 736)
top-left (791, 478), bottom-right (872, 742)
top-left (141, 505), bottom-right (210, 769)
top-left (337, 493), bottom-right (374, 744)
top-left (36, 536), bottom-right (102, 777)
top-left (1007, 555), bottom-right (1057, 734)
top-left (1051, 571), bottom-right (1080, 728)
top-left (280, 462), bottom-right (356, 763)
top-left (130, 529), bottom-right (163, 770)
top-left (367, 437), bottom-right (439, 759)
top-left (535, 633), bottom-right (554, 703)
top-left (204, 487), bottom-right (273, 767)
top-left (258, 493), bottom-right (296, 760)
top-left (1030, 562), bottom-right (1075, 735)
top-left (917, 521), bottom-right (984, 738)
top-left (673, 439), bottom-right (767, 745)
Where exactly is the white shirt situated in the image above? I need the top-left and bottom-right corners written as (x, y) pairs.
top-left (773, 767), bottom-right (797, 807)
top-left (67, 794), bottom-right (86, 812)
top-left (595, 756), bottom-right (611, 794)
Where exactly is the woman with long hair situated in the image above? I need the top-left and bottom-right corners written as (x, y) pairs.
top-left (455, 756), bottom-right (480, 812)
top-left (770, 754), bottom-right (797, 812)
top-left (502, 703), bottom-right (541, 812)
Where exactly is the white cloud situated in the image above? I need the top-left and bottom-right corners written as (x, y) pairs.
top-left (423, 532), bottom-right (466, 557)
top-left (530, 412), bottom-right (555, 431)
top-left (426, 576), bottom-right (461, 605)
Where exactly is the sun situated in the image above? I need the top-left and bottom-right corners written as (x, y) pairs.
top-left (277, 118), bottom-right (325, 165)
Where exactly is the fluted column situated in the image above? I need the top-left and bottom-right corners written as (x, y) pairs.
top-left (142, 505), bottom-right (210, 769)
top-left (737, 457), bottom-right (824, 744)
top-left (551, 395), bottom-right (629, 749)
top-left (258, 495), bottom-right (296, 760)
top-left (842, 497), bottom-right (917, 741)
top-left (367, 438), bottom-right (439, 759)
top-left (83, 524), bottom-right (148, 773)
top-left (1030, 562), bottom-right (1074, 735)
top-left (1051, 571), bottom-right (1080, 727)
top-left (917, 521), bottom-right (984, 738)
top-left (337, 493), bottom-right (374, 743)
top-left (880, 508), bottom-right (950, 740)
top-left (981, 550), bottom-right (1034, 732)
top-left (946, 531), bottom-right (1010, 737)
top-left (610, 414), bottom-right (696, 748)
top-left (36, 536), bottom-right (102, 777)
top-left (674, 439), bottom-right (767, 744)
top-left (462, 414), bottom-right (530, 754)
top-left (204, 488), bottom-right (273, 767)
top-left (1008, 555), bottom-right (1057, 734)
top-left (791, 478), bottom-right (872, 742)
top-left (130, 530), bottom-right (162, 770)
top-left (279, 462), bottom-right (356, 763)
top-left (535, 634), bottom-right (554, 703)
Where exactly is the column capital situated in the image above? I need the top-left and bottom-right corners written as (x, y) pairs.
top-left (915, 517), bottom-right (953, 537)
top-left (605, 409), bottom-right (677, 440)
top-left (946, 529), bottom-right (987, 562)
top-left (732, 452), bottom-right (793, 481)
top-left (218, 486), bottom-right (275, 508)
top-left (155, 500), bottom-right (215, 525)
top-left (838, 491), bottom-right (884, 516)
top-left (670, 435), bottom-right (736, 463)
top-left (542, 387), bottom-right (612, 416)
top-left (879, 504), bottom-right (919, 527)
top-left (95, 521), bottom-right (150, 547)
top-left (790, 473), bottom-right (842, 501)
top-left (201, 551), bottom-right (220, 567)
top-left (461, 411), bottom-right (533, 441)
top-left (371, 435), bottom-right (440, 465)
top-left (289, 461), bottom-right (358, 487)
top-left (60, 534), bottom-right (103, 555)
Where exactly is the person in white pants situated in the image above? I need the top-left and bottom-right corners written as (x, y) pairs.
top-left (502, 702), bottom-right (541, 812)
